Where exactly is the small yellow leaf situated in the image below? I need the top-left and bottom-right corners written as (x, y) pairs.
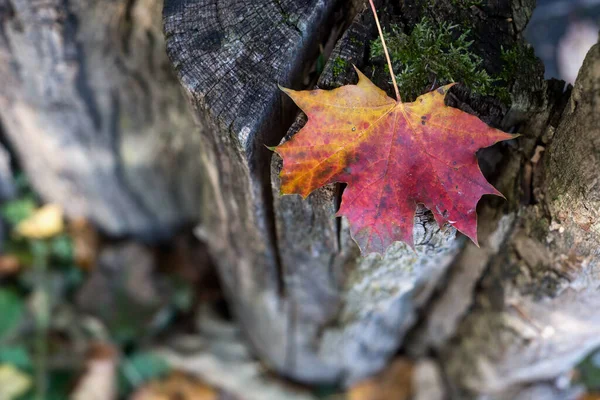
top-left (131, 371), bottom-right (218, 400)
top-left (16, 204), bottom-right (64, 239)
top-left (579, 394), bottom-right (600, 400)
top-left (68, 218), bottom-right (99, 271)
top-left (0, 255), bottom-right (21, 277)
top-left (0, 364), bottom-right (32, 400)
top-left (349, 359), bottom-right (413, 400)
top-left (71, 343), bottom-right (118, 400)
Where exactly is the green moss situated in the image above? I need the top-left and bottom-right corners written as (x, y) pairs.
top-left (273, 0), bottom-right (300, 31)
top-left (349, 36), bottom-right (362, 47)
top-left (332, 56), bottom-right (347, 78)
top-left (370, 18), bottom-right (506, 102)
top-left (530, 216), bottom-right (550, 241)
top-left (489, 43), bottom-right (538, 103)
top-left (451, 0), bottom-right (483, 7)
top-left (576, 348), bottom-right (600, 391)
top-left (500, 43), bottom-right (539, 84)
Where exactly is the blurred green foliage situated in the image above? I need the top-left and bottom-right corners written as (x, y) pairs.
top-left (0, 289), bottom-right (24, 342)
top-left (118, 351), bottom-right (170, 396)
top-left (0, 174), bottom-right (174, 399)
top-left (577, 348), bottom-right (600, 391)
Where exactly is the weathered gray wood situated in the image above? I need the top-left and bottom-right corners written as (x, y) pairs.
top-left (437, 41), bottom-right (600, 399)
top-left (0, 140), bottom-right (13, 252)
top-left (162, 0), bottom-right (565, 388)
top-left (0, 0), bottom-right (202, 239)
top-left (270, 0), bottom-right (551, 386)
top-left (408, 75), bottom-right (570, 354)
top-left (1, 0), bottom-right (594, 395)
top-left (0, 141), bottom-right (14, 201)
top-left (158, 308), bottom-right (319, 400)
top-left (163, 0), bottom-right (600, 395)
top-left (271, 6), bottom-right (463, 383)
top-left (163, 0), bottom-right (349, 383)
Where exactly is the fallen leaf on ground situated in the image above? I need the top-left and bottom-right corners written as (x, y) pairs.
top-left (131, 371), bottom-right (218, 400)
top-left (16, 204), bottom-right (64, 239)
top-left (349, 358), bottom-right (414, 400)
top-left (0, 255), bottom-right (20, 277)
top-left (580, 394), bottom-right (600, 400)
top-left (71, 342), bottom-right (118, 400)
top-left (68, 218), bottom-right (99, 271)
top-left (0, 364), bottom-right (32, 400)
top-left (275, 68), bottom-right (515, 254)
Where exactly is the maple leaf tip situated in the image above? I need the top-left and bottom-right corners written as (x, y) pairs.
top-left (436, 82), bottom-right (457, 96)
top-left (277, 84), bottom-right (293, 95)
top-left (462, 227), bottom-right (481, 247)
top-left (351, 65), bottom-right (368, 82)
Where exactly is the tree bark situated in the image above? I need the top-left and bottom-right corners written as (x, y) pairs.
top-left (162, 0), bottom-right (568, 389)
top-left (163, 0), bottom-right (357, 383)
top-left (437, 41), bottom-right (600, 399)
top-left (164, 0), bottom-right (600, 396)
top-left (0, 0), bottom-right (202, 240)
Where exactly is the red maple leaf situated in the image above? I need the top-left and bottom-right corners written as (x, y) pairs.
top-left (274, 67), bottom-right (515, 254)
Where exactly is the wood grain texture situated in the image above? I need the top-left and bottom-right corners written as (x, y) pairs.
top-left (271, 5), bottom-right (463, 383)
top-left (270, 0), bottom-right (547, 386)
top-left (163, 0), bottom-right (344, 383)
top-left (439, 41), bottom-right (600, 399)
top-left (0, 0), bottom-right (202, 239)
top-left (161, 0), bottom-right (600, 395)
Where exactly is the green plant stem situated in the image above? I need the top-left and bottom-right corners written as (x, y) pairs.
top-left (32, 240), bottom-right (49, 400)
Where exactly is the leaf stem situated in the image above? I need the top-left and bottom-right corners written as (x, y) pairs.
top-left (368, 0), bottom-right (401, 102)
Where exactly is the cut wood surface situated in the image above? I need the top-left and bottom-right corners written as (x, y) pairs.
top-left (164, 0), bottom-right (600, 396)
top-left (163, 0), bottom-right (352, 383)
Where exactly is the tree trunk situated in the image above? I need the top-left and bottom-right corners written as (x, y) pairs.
top-left (0, 0), bottom-right (203, 240)
top-left (438, 41), bottom-right (600, 399)
top-left (163, 0), bottom-right (355, 383)
top-left (164, 0), bottom-right (600, 397)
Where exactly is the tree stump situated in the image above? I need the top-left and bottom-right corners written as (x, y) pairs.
top-left (163, 0), bottom-right (355, 383)
top-left (164, 0), bottom-right (600, 396)
top-left (439, 41), bottom-right (600, 399)
top-left (0, 0), bottom-right (598, 397)
top-left (0, 0), bottom-right (203, 240)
